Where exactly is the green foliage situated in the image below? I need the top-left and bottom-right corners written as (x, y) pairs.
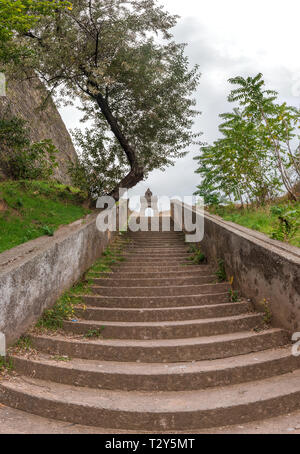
top-left (36, 295), bottom-right (77, 330)
top-left (211, 200), bottom-right (300, 247)
top-left (228, 276), bottom-right (240, 302)
top-left (13, 335), bottom-right (32, 351)
top-left (68, 128), bottom-right (126, 198)
top-left (216, 259), bottom-right (226, 282)
top-left (228, 288), bottom-right (240, 303)
top-left (0, 180), bottom-right (89, 252)
top-left (195, 73), bottom-right (300, 207)
top-left (0, 116), bottom-right (59, 180)
top-left (270, 205), bottom-right (300, 242)
top-left (36, 280), bottom-right (90, 330)
top-left (188, 244), bottom-right (206, 264)
top-left (83, 327), bottom-right (105, 339)
top-left (41, 225), bottom-right (54, 236)
top-left (261, 299), bottom-right (272, 325)
top-left (0, 356), bottom-right (13, 373)
top-left (22, 0), bottom-right (201, 197)
top-left (0, 0), bottom-right (71, 64)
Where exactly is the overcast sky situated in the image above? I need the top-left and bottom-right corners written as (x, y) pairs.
top-left (59, 0), bottom-right (300, 204)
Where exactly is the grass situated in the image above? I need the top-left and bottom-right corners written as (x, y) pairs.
top-left (0, 180), bottom-right (90, 253)
top-left (13, 335), bottom-right (33, 352)
top-left (35, 236), bottom-right (128, 331)
top-left (0, 356), bottom-right (14, 374)
top-left (83, 327), bottom-right (105, 339)
top-left (208, 200), bottom-right (300, 248)
top-left (36, 281), bottom-right (90, 331)
top-left (187, 244), bottom-right (207, 264)
top-left (216, 259), bottom-right (226, 282)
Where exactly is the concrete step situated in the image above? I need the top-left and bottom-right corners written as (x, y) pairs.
top-left (30, 329), bottom-right (289, 363)
top-left (91, 275), bottom-right (216, 288)
top-left (80, 292), bottom-right (230, 308)
top-left (62, 313), bottom-right (263, 340)
top-left (123, 244), bottom-right (189, 249)
top-left (121, 257), bottom-right (192, 263)
top-left (126, 239), bottom-right (187, 244)
top-left (113, 265), bottom-right (210, 273)
top-left (123, 242), bottom-right (187, 248)
top-left (74, 301), bottom-right (253, 322)
top-left (2, 369), bottom-right (300, 430)
top-left (91, 283), bottom-right (230, 297)
top-left (10, 347), bottom-right (299, 392)
top-left (88, 269), bottom-right (215, 279)
top-left (2, 404), bottom-right (300, 434)
top-left (122, 251), bottom-right (191, 257)
top-left (2, 228), bottom-right (296, 432)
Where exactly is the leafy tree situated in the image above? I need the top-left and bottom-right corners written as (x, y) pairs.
top-left (195, 74), bottom-right (299, 205)
top-left (228, 73), bottom-right (300, 201)
top-left (0, 0), bottom-right (71, 64)
top-left (20, 0), bottom-right (201, 199)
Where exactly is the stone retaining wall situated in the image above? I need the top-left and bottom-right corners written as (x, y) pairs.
top-left (0, 212), bottom-right (117, 344)
top-left (171, 200), bottom-right (300, 333)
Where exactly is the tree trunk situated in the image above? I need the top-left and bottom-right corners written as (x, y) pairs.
top-left (109, 165), bottom-right (144, 201)
top-left (94, 92), bottom-right (144, 200)
top-left (95, 93), bottom-right (138, 169)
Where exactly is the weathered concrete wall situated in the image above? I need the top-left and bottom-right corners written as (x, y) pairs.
top-left (0, 212), bottom-right (116, 345)
top-left (171, 200), bottom-right (300, 333)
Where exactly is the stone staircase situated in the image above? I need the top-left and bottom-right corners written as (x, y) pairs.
top-left (1, 228), bottom-right (300, 432)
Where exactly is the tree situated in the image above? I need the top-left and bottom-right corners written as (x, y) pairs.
top-left (195, 74), bottom-right (299, 205)
top-left (0, 0), bottom-right (71, 64)
top-left (228, 73), bottom-right (300, 201)
top-left (18, 0), bottom-right (201, 200)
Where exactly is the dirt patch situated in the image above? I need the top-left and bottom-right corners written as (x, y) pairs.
top-left (0, 199), bottom-right (8, 212)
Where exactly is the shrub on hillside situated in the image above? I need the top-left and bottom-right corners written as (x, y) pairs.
top-left (0, 115), bottom-right (58, 180)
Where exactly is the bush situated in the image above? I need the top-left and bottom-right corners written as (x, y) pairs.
top-left (0, 115), bottom-right (58, 180)
top-left (270, 205), bottom-right (300, 242)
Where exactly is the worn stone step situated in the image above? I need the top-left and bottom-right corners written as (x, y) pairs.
top-left (62, 313), bottom-right (263, 340)
top-left (123, 244), bottom-right (189, 249)
top-left (126, 238), bottom-right (185, 243)
top-left (124, 251), bottom-right (191, 257)
top-left (74, 301), bottom-right (252, 322)
top-left (124, 243), bottom-right (187, 248)
top-left (117, 261), bottom-right (194, 266)
top-left (89, 269), bottom-right (214, 279)
top-left (122, 255), bottom-right (192, 262)
top-left (123, 251), bottom-right (191, 257)
top-left (30, 329), bottom-right (289, 363)
top-left (126, 236), bottom-right (184, 242)
top-left (91, 276), bottom-right (216, 288)
top-left (81, 292), bottom-right (229, 308)
top-left (91, 283), bottom-right (230, 297)
top-left (123, 242), bottom-right (188, 247)
top-left (2, 369), bottom-right (300, 430)
top-left (10, 347), bottom-right (299, 392)
top-left (113, 265), bottom-right (210, 273)
top-left (127, 232), bottom-right (182, 236)
top-left (115, 239), bottom-right (186, 245)
top-left (122, 256), bottom-right (191, 263)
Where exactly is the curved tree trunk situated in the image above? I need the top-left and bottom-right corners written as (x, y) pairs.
top-left (95, 92), bottom-right (144, 200)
